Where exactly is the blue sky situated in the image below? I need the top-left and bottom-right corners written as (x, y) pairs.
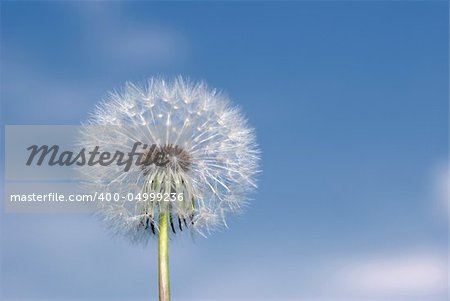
top-left (1, 1), bottom-right (448, 301)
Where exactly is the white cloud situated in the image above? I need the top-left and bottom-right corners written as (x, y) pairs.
top-left (2, 59), bottom-right (101, 123)
top-left (73, 3), bottom-right (188, 67)
top-left (2, 4), bottom-right (190, 123)
top-left (329, 250), bottom-right (447, 298)
top-left (430, 162), bottom-right (449, 216)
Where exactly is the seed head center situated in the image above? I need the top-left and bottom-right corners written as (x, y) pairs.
top-left (142, 144), bottom-right (191, 174)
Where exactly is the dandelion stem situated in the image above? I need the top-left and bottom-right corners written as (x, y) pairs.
top-left (158, 211), bottom-right (171, 301)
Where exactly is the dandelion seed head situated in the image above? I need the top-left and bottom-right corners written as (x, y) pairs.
top-left (78, 76), bottom-right (260, 244)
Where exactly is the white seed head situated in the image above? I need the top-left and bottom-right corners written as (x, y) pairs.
top-left (77, 77), bottom-right (260, 244)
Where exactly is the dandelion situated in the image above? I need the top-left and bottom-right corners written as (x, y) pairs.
top-left (77, 77), bottom-right (260, 301)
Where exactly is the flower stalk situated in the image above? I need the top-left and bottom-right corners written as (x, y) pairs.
top-left (158, 211), bottom-right (170, 301)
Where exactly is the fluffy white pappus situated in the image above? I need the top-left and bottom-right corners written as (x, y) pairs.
top-left (77, 77), bottom-right (260, 244)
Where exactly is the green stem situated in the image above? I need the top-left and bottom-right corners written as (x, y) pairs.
top-left (158, 211), bottom-right (171, 301)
